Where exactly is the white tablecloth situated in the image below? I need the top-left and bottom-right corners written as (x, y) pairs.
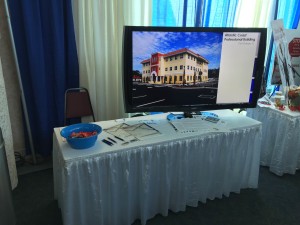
top-left (53, 110), bottom-right (262, 225)
top-left (247, 107), bottom-right (300, 176)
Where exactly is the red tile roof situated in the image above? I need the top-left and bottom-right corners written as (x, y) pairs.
top-left (141, 59), bottom-right (150, 64)
top-left (164, 48), bottom-right (209, 63)
top-left (163, 48), bottom-right (189, 57)
top-left (140, 48), bottom-right (209, 64)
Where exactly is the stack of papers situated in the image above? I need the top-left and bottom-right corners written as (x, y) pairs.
top-left (170, 117), bottom-right (230, 134)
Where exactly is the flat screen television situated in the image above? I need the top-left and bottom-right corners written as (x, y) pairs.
top-left (123, 26), bottom-right (267, 115)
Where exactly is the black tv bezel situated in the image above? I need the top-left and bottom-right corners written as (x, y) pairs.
top-left (123, 26), bottom-right (267, 113)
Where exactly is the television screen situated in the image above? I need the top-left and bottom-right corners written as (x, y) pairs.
top-left (123, 26), bottom-right (267, 114)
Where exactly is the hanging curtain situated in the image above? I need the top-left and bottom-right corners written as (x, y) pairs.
top-left (7, 0), bottom-right (79, 157)
top-left (152, 0), bottom-right (239, 27)
top-left (201, 0), bottom-right (238, 27)
top-left (277, 0), bottom-right (300, 29)
top-left (152, 0), bottom-right (203, 27)
top-left (152, 0), bottom-right (184, 26)
top-left (71, 0), bottom-right (151, 121)
top-left (234, 0), bottom-right (275, 28)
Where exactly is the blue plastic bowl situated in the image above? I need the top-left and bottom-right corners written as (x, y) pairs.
top-left (60, 123), bottom-right (102, 149)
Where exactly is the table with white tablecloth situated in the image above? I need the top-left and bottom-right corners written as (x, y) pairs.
top-left (53, 110), bottom-right (262, 225)
top-left (247, 106), bottom-right (300, 176)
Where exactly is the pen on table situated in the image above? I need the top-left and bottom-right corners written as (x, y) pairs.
top-left (113, 136), bottom-right (125, 142)
top-left (107, 137), bottom-right (117, 143)
top-left (102, 139), bottom-right (113, 146)
top-left (169, 121), bottom-right (178, 131)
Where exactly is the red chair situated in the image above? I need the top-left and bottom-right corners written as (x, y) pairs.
top-left (64, 87), bottom-right (95, 125)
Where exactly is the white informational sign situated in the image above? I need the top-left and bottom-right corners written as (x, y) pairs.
top-left (217, 32), bottom-right (261, 103)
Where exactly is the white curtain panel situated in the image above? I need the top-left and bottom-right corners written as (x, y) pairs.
top-left (234, 0), bottom-right (276, 28)
top-left (72, 0), bottom-right (152, 121)
top-left (0, 58), bottom-right (18, 189)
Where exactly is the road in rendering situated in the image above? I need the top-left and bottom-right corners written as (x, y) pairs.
top-left (132, 81), bottom-right (219, 108)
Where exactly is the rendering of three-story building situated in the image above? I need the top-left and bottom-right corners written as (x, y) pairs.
top-left (141, 48), bottom-right (209, 85)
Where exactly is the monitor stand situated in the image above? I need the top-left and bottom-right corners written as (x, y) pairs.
top-left (183, 111), bottom-right (202, 118)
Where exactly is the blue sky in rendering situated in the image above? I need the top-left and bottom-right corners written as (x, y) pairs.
top-left (132, 31), bottom-right (223, 72)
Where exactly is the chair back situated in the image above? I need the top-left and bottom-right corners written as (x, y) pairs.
top-left (64, 87), bottom-right (95, 125)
